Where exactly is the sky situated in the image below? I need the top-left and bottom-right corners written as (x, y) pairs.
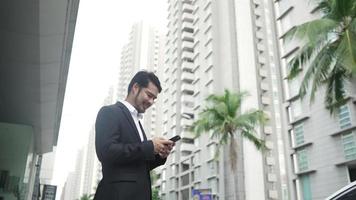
top-left (52, 0), bottom-right (167, 195)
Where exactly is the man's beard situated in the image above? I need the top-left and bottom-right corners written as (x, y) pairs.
top-left (134, 89), bottom-right (145, 113)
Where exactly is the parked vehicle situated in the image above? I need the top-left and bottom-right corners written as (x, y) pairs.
top-left (325, 181), bottom-right (356, 200)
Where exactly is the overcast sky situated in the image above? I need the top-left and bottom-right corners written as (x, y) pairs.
top-left (52, 0), bottom-right (167, 195)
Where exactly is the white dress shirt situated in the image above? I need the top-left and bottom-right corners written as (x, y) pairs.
top-left (121, 100), bottom-right (145, 142)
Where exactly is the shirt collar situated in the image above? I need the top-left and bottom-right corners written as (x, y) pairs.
top-left (121, 100), bottom-right (143, 120)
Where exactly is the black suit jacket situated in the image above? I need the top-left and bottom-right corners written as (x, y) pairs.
top-left (94, 102), bottom-right (166, 200)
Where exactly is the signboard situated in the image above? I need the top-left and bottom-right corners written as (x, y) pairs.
top-left (192, 188), bottom-right (213, 200)
top-left (42, 184), bottom-right (57, 200)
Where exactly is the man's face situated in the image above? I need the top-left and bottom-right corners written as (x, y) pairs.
top-left (132, 81), bottom-right (159, 113)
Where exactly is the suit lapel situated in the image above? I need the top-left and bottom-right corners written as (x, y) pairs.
top-left (138, 120), bottom-right (147, 141)
top-left (116, 102), bottom-right (141, 142)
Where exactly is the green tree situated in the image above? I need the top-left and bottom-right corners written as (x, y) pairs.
top-left (77, 193), bottom-right (94, 200)
top-left (150, 171), bottom-right (161, 200)
top-left (152, 187), bottom-right (161, 200)
top-left (191, 90), bottom-right (266, 171)
top-left (286, 0), bottom-right (356, 113)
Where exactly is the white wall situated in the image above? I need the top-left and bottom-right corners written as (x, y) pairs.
top-left (234, 0), bottom-right (266, 199)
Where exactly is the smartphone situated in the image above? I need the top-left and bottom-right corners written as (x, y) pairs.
top-left (169, 135), bottom-right (181, 142)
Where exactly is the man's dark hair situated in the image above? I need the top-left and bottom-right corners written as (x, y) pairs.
top-left (127, 70), bottom-right (162, 95)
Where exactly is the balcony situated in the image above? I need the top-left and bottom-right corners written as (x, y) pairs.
top-left (181, 130), bottom-right (194, 140)
top-left (255, 20), bottom-right (263, 27)
top-left (182, 22), bottom-right (194, 33)
top-left (181, 71), bottom-right (194, 83)
top-left (258, 56), bottom-right (266, 64)
top-left (181, 117), bottom-right (193, 127)
top-left (261, 96), bottom-right (271, 105)
top-left (182, 41), bottom-right (194, 52)
top-left (254, 7), bottom-right (262, 16)
top-left (266, 156), bottom-right (275, 165)
top-left (181, 94), bottom-right (194, 104)
top-left (181, 83), bottom-right (194, 94)
top-left (264, 126), bottom-right (273, 134)
top-left (182, 13), bottom-right (194, 23)
top-left (261, 82), bottom-right (269, 92)
top-left (182, 51), bottom-right (194, 61)
top-left (267, 173), bottom-right (277, 182)
top-left (256, 31), bottom-right (264, 40)
top-left (180, 143), bottom-right (195, 152)
top-left (257, 43), bottom-right (265, 51)
top-left (182, 3), bottom-right (194, 13)
top-left (182, 31), bottom-right (194, 42)
top-left (259, 68), bottom-right (268, 78)
top-left (181, 106), bottom-right (194, 116)
top-left (182, 61), bottom-right (194, 72)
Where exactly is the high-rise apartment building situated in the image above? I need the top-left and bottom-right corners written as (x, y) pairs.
top-left (117, 22), bottom-right (145, 101)
top-left (116, 21), bottom-right (165, 138)
top-left (80, 87), bottom-right (114, 197)
top-left (154, 0), bottom-right (289, 199)
top-left (61, 149), bottom-right (85, 200)
top-left (143, 29), bottom-right (166, 138)
top-left (274, 0), bottom-right (356, 199)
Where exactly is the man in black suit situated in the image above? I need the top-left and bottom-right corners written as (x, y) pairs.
top-left (94, 71), bottom-right (173, 200)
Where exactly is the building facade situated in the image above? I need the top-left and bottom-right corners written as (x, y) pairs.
top-left (274, 0), bottom-right (356, 199)
top-left (116, 21), bottom-right (165, 138)
top-left (0, 0), bottom-right (79, 199)
top-left (154, 0), bottom-right (289, 199)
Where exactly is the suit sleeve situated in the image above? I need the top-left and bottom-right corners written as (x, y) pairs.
top-left (149, 155), bottom-right (166, 170)
top-left (95, 106), bottom-right (155, 165)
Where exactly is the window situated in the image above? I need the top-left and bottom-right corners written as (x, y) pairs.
top-left (291, 100), bottom-right (302, 119)
top-left (181, 174), bottom-right (189, 186)
top-left (207, 143), bottom-right (217, 159)
top-left (339, 105), bottom-right (352, 129)
top-left (207, 160), bottom-right (218, 174)
top-left (288, 77), bottom-right (300, 98)
top-left (300, 175), bottom-right (312, 200)
top-left (208, 178), bottom-right (219, 193)
top-left (342, 132), bottom-right (356, 161)
top-left (195, 166), bottom-right (201, 179)
top-left (297, 149), bottom-right (308, 172)
top-left (294, 123), bottom-right (304, 146)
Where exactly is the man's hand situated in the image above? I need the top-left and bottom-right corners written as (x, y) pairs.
top-left (159, 143), bottom-right (174, 158)
top-left (152, 137), bottom-right (173, 157)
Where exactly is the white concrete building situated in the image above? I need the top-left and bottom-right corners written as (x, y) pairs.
top-left (274, 0), bottom-right (356, 199)
top-left (0, 0), bottom-right (79, 199)
top-left (116, 22), bottom-right (165, 138)
top-left (154, 0), bottom-right (288, 199)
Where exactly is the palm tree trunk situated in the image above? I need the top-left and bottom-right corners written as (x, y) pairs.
top-left (233, 133), bottom-right (245, 200)
top-left (229, 132), bottom-right (240, 200)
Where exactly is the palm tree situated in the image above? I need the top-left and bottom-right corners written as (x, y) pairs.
top-left (285, 0), bottom-right (356, 113)
top-left (191, 89), bottom-right (266, 171)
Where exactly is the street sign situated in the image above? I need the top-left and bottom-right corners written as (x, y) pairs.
top-left (192, 188), bottom-right (213, 200)
top-left (42, 184), bottom-right (57, 200)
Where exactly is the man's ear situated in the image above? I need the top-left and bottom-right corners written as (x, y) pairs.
top-left (132, 83), bottom-right (140, 94)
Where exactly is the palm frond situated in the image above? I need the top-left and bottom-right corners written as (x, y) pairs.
top-left (240, 129), bottom-right (266, 150)
top-left (190, 90), bottom-right (265, 172)
top-left (285, 0), bottom-right (356, 113)
top-left (234, 110), bottom-right (267, 128)
top-left (340, 29), bottom-right (356, 72)
top-left (328, 0), bottom-right (356, 21)
top-left (325, 66), bottom-right (349, 113)
top-left (302, 42), bottom-right (336, 101)
top-left (287, 43), bottom-right (317, 80)
top-left (284, 18), bottom-right (337, 43)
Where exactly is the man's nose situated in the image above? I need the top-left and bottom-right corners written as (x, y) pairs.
top-left (148, 98), bottom-right (154, 105)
